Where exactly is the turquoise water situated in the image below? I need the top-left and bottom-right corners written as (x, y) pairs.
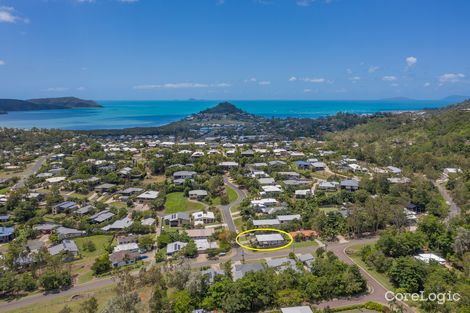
top-left (0, 100), bottom-right (453, 130)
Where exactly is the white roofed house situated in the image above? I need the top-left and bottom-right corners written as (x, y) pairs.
top-left (136, 190), bottom-right (159, 203)
top-left (194, 239), bottom-right (219, 253)
top-left (414, 253), bottom-right (446, 265)
top-left (261, 185), bottom-right (282, 196)
top-left (191, 211), bottom-right (215, 225)
top-left (252, 219), bottom-right (280, 228)
top-left (281, 306), bottom-right (313, 313)
top-left (256, 233), bottom-right (286, 247)
top-left (258, 177), bottom-right (276, 186)
top-left (218, 161), bottom-right (239, 169)
top-left (251, 198), bottom-right (278, 209)
top-left (318, 181), bottom-right (338, 192)
top-left (277, 214), bottom-right (301, 224)
top-left (387, 166), bottom-right (402, 175)
top-left (101, 216), bottom-right (133, 231)
top-left (188, 189), bottom-right (208, 200)
top-left (295, 189), bottom-right (311, 198)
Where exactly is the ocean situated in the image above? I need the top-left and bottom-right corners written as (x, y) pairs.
top-left (0, 100), bottom-right (453, 130)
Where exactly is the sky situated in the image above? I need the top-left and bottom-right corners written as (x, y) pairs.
top-left (0, 0), bottom-right (469, 100)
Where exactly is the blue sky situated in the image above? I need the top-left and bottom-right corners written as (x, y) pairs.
top-left (0, 0), bottom-right (469, 100)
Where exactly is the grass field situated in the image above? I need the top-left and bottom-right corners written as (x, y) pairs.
top-left (292, 240), bottom-right (318, 248)
top-left (4, 285), bottom-right (119, 313)
top-left (75, 235), bottom-right (113, 259)
top-left (348, 243), bottom-right (395, 291)
top-left (212, 186), bottom-right (239, 205)
top-left (165, 192), bottom-right (205, 213)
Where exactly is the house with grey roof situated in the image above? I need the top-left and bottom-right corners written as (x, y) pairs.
top-left (253, 219), bottom-right (280, 227)
top-left (256, 233), bottom-right (286, 247)
top-left (109, 250), bottom-right (139, 268)
top-left (48, 240), bottom-right (79, 260)
top-left (101, 216), bottom-right (132, 231)
top-left (94, 183), bottom-right (116, 193)
top-left (166, 241), bottom-right (187, 256)
top-left (56, 226), bottom-right (85, 240)
top-left (188, 189), bottom-right (208, 200)
top-left (52, 201), bottom-right (78, 214)
top-left (340, 179), bottom-right (359, 191)
top-left (164, 213), bottom-right (190, 227)
top-left (233, 263), bottom-right (264, 280)
top-left (173, 171), bottom-right (197, 180)
top-left (90, 210), bottom-right (115, 223)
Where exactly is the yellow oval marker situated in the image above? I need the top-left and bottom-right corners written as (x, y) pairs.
top-left (235, 228), bottom-right (294, 252)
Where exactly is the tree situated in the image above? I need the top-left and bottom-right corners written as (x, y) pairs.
top-left (79, 296), bottom-right (98, 313)
top-left (169, 290), bottom-right (193, 313)
top-left (39, 271), bottom-right (72, 291)
top-left (101, 292), bottom-right (141, 313)
top-left (184, 241), bottom-right (198, 258)
top-left (91, 253), bottom-right (112, 275)
top-left (149, 284), bottom-right (169, 313)
top-left (453, 227), bottom-right (470, 256)
top-left (388, 257), bottom-right (427, 293)
top-left (138, 234), bottom-right (155, 252)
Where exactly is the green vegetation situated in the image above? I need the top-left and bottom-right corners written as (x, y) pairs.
top-left (165, 192), bottom-right (204, 213)
top-left (75, 235), bottom-right (113, 258)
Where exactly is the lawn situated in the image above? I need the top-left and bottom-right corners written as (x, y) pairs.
top-left (75, 235), bottom-right (113, 259)
top-left (165, 192), bottom-right (205, 213)
top-left (226, 186), bottom-right (238, 203)
top-left (4, 285), bottom-right (118, 313)
top-left (348, 243), bottom-right (395, 291)
top-left (212, 186), bottom-right (239, 205)
top-left (292, 240), bottom-right (318, 248)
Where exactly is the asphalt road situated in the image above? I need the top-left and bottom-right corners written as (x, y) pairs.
top-left (14, 155), bottom-right (47, 188)
top-left (433, 180), bottom-right (461, 223)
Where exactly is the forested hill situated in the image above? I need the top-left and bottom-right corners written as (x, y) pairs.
top-left (328, 99), bottom-right (470, 178)
top-left (0, 97), bottom-right (101, 114)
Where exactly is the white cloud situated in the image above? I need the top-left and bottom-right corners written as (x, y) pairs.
top-left (438, 73), bottom-right (465, 84)
top-left (216, 0), bottom-right (225, 4)
top-left (406, 56), bottom-right (417, 67)
top-left (76, 0), bottom-right (96, 3)
top-left (349, 76), bottom-right (361, 81)
top-left (133, 82), bottom-right (231, 89)
top-left (118, 0), bottom-right (139, 3)
top-left (244, 77), bottom-right (257, 83)
top-left (288, 76), bottom-right (297, 82)
top-left (346, 68), bottom-right (353, 74)
top-left (303, 88), bottom-right (312, 93)
top-left (76, 86), bottom-right (86, 91)
top-left (0, 60), bottom-right (5, 66)
top-left (423, 82), bottom-right (431, 87)
top-left (0, 6), bottom-right (29, 24)
top-left (368, 65), bottom-right (380, 73)
top-left (303, 77), bottom-right (327, 83)
top-left (382, 75), bottom-right (397, 81)
top-left (390, 83), bottom-right (399, 87)
top-left (258, 81), bottom-right (271, 85)
top-left (296, 0), bottom-right (315, 7)
top-left (47, 87), bottom-right (69, 92)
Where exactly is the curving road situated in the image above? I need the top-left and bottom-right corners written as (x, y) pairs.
top-left (433, 180), bottom-right (461, 223)
top-left (14, 155), bottom-right (47, 188)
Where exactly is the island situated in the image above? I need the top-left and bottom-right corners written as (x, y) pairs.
top-left (0, 97), bottom-right (102, 114)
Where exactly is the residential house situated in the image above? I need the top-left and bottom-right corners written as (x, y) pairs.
top-left (188, 190), bottom-right (208, 200)
top-left (117, 234), bottom-right (138, 245)
top-left (194, 239), bottom-right (219, 252)
top-left (295, 161), bottom-right (311, 170)
top-left (94, 183), bottom-right (116, 193)
top-left (56, 226), bottom-right (85, 240)
top-left (218, 161), bottom-right (239, 169)
top-left (186, 228), bottom-right (215, 240)
top-left (318, 181), bottom-right (338, 192)
top-left (52, 201), bottom-right (78, 214)
top-left (281, 306), bottom-right (313, 313)
top-left (173, 171), bottom-right (197, 180)
top-left (340, 179), bottom-right (359, 191)
top-left (109, 250), bottom-right (139, 268)
top-left (101, 216), bottom-right (133, 231)
top-left (48, 240), bottom-right (79, 260)
top-left (233, 263), bottom-right (264, 280)
top-left (191, 211), bottom-right (215, 225)
top-left (166, 241), bottom-right (187, 256)
top-left (277, 214), bottom-right (301, 224)
top-left (137, 190), bottom-right (159, 203)
top-left (164, 213), bottom-right (190, 227)
top-left (253, 219), bottom-right (280, 228)
top-left (295, 189), bottom-right (311, 198)
top-left (256, 233), bottom-right (285, 247)
top-left (0, 226), bottom-right (14, 243)
top-left (90, 210), bottom-right (115, 223)
top-left (311, 161), bottom-right (326, 171)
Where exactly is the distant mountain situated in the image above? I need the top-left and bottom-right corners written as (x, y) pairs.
top-left (441, 95), bottom-right (469, 102)
top-left (0, 97), bottom-right (102, 114)
top-left (380, 97), bottom-right (417, 102)
top-left (200, 102), bottom-right (245, 114)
